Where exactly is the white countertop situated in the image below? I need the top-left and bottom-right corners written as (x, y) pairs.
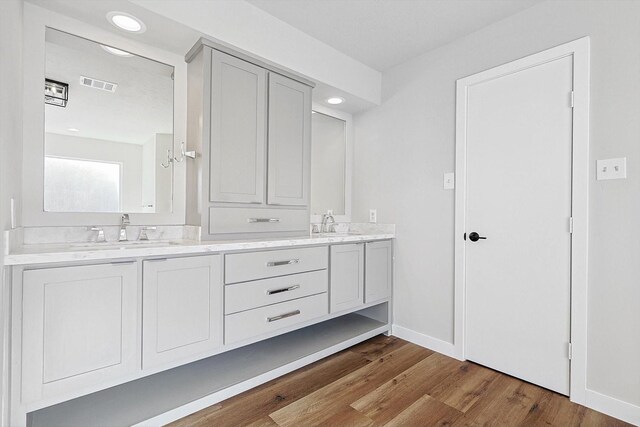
top-left (4, 232), bottom-right (394, 266)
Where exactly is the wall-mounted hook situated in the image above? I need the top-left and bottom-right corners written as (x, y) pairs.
top-left (173, 142), bottom-right (197, 163)
top-left (160, 149), bottom-right (172, 168)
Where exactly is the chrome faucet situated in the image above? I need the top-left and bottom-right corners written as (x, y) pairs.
top-left (119, 214), bottom-right (130, 241)
top-left (321, 213), bottom-right (335, 233)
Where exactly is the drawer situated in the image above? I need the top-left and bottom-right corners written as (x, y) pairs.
top-left (225, 270), bottom-right (327, 314)
top-left (225, 293), bottom-right (328, 345)
top-left (209, 207), bottom-right (308, 235)
top-left (225, 246), bottom-right (328, 284)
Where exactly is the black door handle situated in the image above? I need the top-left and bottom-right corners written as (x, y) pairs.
top-left (468, 232), bottom-right (487, 242)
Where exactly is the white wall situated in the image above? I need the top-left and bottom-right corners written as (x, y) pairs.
top-left (0, 0), bottom-right (23, 422)
top-left (353, 0), bottom-right (640, 412)
top-left (45, 133), bottom-right (144, 212)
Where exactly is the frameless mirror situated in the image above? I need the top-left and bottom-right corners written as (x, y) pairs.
top-left (44, 28), bottom-right (174, 213)
top-left (310, 111), bottom-right (346, 216)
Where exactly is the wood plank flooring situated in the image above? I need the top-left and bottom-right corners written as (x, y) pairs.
top-left (169, 335), bottom-right (629, 427)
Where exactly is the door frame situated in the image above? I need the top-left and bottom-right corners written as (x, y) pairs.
top-left (454, 37), bottom-right (590, 404)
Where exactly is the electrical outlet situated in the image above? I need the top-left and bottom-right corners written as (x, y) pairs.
top-left (327, 209), bottom-right (333, 215)
top-left (369, 209), bottom-right (377, 223)
top-left (444, 172), bottom-right (455, 190)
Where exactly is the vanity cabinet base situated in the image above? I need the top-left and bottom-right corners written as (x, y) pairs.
top-left (28, 308), bottom-right (390, 427)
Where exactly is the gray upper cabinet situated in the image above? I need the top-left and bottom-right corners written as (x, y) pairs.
top-left (210, 51), bottom-right (267, 204)
top-left (267, 73), bottom-right (311, 206)
top-left (186, 39), bottom-right (314, 239)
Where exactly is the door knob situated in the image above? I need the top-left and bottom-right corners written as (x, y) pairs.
top-left (468, 232), bottom-right (487, 242)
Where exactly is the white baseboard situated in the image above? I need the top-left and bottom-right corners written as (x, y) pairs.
top-left (585, 389), bottom-right (640, 426)
top-left (391, 324), bottom-right (461, 360)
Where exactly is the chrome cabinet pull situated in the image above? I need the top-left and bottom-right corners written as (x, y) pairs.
top-left (267, 310), bottom-right (301, 322)
top-left (247, 218), bottom-right (280, 223)
top-left (266, 259), bottom-right (300, 267)
top-left (266, 284), bottom-right (301, 295)
top-left (110, 260), bottom-right (135, 265)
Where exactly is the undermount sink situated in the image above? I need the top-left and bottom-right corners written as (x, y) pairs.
top-left (66, 240), bottom-right (183, 250)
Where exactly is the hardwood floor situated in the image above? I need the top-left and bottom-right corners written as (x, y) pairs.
top-left (169, 335), bottom-right (629, 427)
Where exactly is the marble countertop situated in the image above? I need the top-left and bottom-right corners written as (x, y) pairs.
top-left (5, 232), bottom-right (394, 266)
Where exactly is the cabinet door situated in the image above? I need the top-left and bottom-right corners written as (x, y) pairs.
top-left (210, 51), bottom-right (267, 204)
top-left (267, 73), bottom-right (311, 206)
top-left (365, 240), bottom-right (393, 303)
top-left (22, 262), bottom-right (138, 403)
top-left (143, 255), bottom-right (222, 369)
top-left (330, 243), bottom-right (364, 313)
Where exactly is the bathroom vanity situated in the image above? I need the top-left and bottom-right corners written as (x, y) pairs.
top-left (6, 233), bottom-right (393, 426)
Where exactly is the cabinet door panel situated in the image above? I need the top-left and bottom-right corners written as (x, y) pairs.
top-left (365, 240), bottom-right (393, 303)
top-left (143, 255), bottom-right (222, 369)
top-left (210, 51), bottom-right (267, 204)
top-left (22, 263), bottom-right (138, 403)
top-left (330, 243), bottom-right (364, 313)
top-left (267, 73), bottom-right (311, 206)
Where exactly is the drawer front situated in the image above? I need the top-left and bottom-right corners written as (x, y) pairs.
top-left (225, 293), bottom-right (328, 345)
top-left (225, 246), bottom-right (328, 284)
top-left (209, 207), bottom-right (308, 235)
top-left (225, 269), bottom-right (327, 314)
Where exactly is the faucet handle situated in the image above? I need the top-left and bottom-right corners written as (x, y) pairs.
top-left (138, 226), bottom-right (157, 241)
top-left (87, 226), bottom-right (106, 243)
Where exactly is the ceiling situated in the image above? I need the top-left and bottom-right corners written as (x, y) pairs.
top-left (45, 28), bottom-right (173, 144)
top-left (246, 0), bottom-right (543, 71)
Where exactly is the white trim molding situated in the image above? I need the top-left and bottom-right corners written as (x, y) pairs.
top-left (584, 390), bottom-right (640, 426)
top-left (392, 324), bottom-right (460, 360)
top-left (454, 37), bottom-right (590, 403)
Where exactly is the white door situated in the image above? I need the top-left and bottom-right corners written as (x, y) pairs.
top-left (463, 55), bottom-right (574, 394)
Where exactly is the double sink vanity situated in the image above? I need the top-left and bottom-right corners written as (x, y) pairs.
top-left (7, 229), bottom-right (393, 426)
top-left (6, 8), bottom-right (395, 426)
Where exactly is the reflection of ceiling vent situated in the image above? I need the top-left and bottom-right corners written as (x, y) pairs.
top-left (79, 76), bottom-right (118, 93)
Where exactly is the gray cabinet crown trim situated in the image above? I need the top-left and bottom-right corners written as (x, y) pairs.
top-left (186, 37), bottom-right (316, 88)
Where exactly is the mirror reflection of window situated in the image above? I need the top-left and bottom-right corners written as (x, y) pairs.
top-left (311, 111), bottom-right (346, 216)
top-left (44, 157), bottom-right (121, 212)
top-left (43, 28), bottom-right (174, 214)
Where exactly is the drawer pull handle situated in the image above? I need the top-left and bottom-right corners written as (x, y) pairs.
top-left (267, 310), bottom-right (301, 322)
top-left (110, 260), bottom-right (135, 265)
top-left (248, 218), bottom-right (280, 223)
top-left (266, 259), bottom-right (300, 267)
top-left (267, 284), bottom-right (301, 295)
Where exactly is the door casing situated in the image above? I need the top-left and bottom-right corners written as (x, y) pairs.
top-left (454, 37), bottom-right (590, 404)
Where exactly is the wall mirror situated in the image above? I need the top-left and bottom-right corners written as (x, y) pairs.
top-left (43, 28), bottom-right (174, 214)
top-left (310, 105), bottom-right (352, 222)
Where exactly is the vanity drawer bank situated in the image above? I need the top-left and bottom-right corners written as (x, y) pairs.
top-left (186, 38), bottom-right (314, 241)
top-left (6, 233), bottom-right (394, 427)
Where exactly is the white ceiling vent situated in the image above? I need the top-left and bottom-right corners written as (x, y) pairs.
top-left (80, 76), bottom-right (118, 93)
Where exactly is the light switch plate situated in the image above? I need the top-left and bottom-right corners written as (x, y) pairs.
top-left (596, 158), bottom-right (627, 180)
top-left (444, 172), bottom-right (455, 190)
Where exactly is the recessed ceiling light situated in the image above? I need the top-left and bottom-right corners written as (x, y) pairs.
top-left (100, 45), bottom-right (133, 57)
top-left (326, 97), bottom-right (345, 105)
top-left (67, 128), bottom-right (80, 132)
top-left (107, 11), bottom-right (146, 33)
